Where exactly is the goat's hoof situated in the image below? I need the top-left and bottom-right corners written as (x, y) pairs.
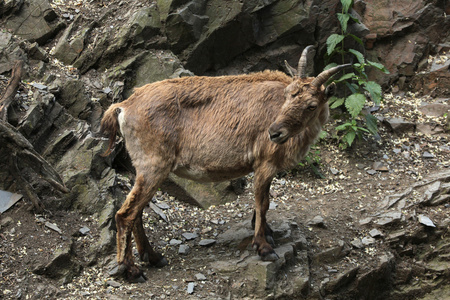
top-left (129, 273), bottom-right (147, 283)
top-left (126, 265), bottom-right (146, 283)
top-left (153, 256), bottom-right (168, 268)
top-left (261, 251), bottom-right (279, 262)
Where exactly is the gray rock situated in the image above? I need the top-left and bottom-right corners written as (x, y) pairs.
top-left (45, 222), bottom-right (62, 234)
top-left (4, 0), bottom-right (63, 44)
top-left (182, 232), bottom-right (198, 241)
top-left (373, 161), bottom-right (389, 172)
top-left (170, 239), bottom-right (182, 246)
top-left (0, 216), bottom-right (13, 229)
top-left (199, 239), bottom-right (216, 247)
top-left (366, 169), bottom-right (377, 175)
top-left (33, 241), bottom-right (82, 284)
top-left (307, 215), bottom-right (325, 227)
top-left (376, 211), bottom-right (402, 226)
top-left (419, 103), bottom-right (450, 117)
top-left (187, 282), bottom-right (195, 294)
top-left (330, 167), bottom-right (339, 175)
top-left (0, 190), bottom-right (23, 213)
top-left (53, 17), bottom-right (92, 65)
top-left (361, 236), bottom-right (376, 246)
top-left (351, 238), bottom-right (363, 249)
top-left (423, 151), bottom-right (435, 158)
top-left (155, 201), bottom-right (170, 210)
top-left (383, 117), bottom-right (415, 134)
top-left (178, 244), bottom-right (190, 255)
top-left (369, 229), bottom-right (383, 238)
top-left (161, 172), bottom-right (246, 209)
top-left (58, 80), bottom-right (91, 119)
top-left (195, 273), bottom-right (207, 281)
top-left (320, 266), bottom-right (359, 295)
top-left (79, 226), bottom-right (90, 235)
top-left (150, 202), bottom-right (168, 222)
top-left (106, 280), bottom-right (121, 288)
top-left (31, 83), bottom-right (47, 90)
top-left (418, 215), bottom-right (436, 227)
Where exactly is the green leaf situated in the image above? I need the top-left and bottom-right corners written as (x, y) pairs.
top-left (367, 60), bottom-right (390, 74)
top-left (337, 13), bottom-right (350, 32)
top-left (348, 34), bottom-right (363, 46)
top-left (345, 81), bottom-right (358, 94)
top-left (349, 49), bottom-right (365, 64)
top-left (344, 130), bottom-right (356, 146)
top-left (330, 97), bottom-right (345, 109)
top-left (365, 114), bottom-right (378, 135)
top-left (319, 130), bottom-right (328, 139)
top-left (364, 81), bottom-right (382, 104)
top-left (335, 72), bottom-right (355, 83)
top-left (341, 0), bottom-right (353, 13)
top-left (345, 93), bottom-right (366, 118)
top-left (335, 123), bottom-right (351, 131)
top-left (324, 63), bottom-right (338, 70)
top-left (326, 34), bottom-right (345, 56)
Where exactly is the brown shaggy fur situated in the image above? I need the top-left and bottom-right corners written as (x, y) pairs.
top-left (101, 69), bottom-right (334, 281)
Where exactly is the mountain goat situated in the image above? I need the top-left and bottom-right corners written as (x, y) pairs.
top-left (101, 46), bottom-right (349, 281)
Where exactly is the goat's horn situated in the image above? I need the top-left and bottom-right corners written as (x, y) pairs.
top-left (284, 60), bottom-right (296, 77)
top-left (311, 64), bottom-right (352, 87)
top-left (298, 45), bottom-right (314, 78)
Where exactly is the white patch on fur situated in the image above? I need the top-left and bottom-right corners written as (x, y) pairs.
top-left (117, 108), bottom-right (125, 136)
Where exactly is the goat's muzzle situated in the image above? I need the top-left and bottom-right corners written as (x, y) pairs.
top-left (268, 124), bottom-right (289, 144)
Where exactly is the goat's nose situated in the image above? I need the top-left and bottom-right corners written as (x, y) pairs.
top-left (268, 124), bottom-right (288, 144)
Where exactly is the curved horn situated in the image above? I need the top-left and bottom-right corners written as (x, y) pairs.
top-left (298, 45), bottom-right (314, 78)
top-left (311, 64), bottom-right (352, 87)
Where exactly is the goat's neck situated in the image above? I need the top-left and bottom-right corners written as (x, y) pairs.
top-left (289, 107), bottom-right (329, 165)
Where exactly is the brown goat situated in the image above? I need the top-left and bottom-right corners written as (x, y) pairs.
top-left (101, 46), bottom-right (349, 281)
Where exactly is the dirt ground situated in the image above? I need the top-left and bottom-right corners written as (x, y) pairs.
top-left (1, 88), bottom-right (449, 299)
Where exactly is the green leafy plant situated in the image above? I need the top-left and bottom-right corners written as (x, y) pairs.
top-left (325, 0), bottom-right (389, 149)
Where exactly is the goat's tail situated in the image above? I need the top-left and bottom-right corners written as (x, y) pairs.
top-left (100, 103), bottom-right (122, 156)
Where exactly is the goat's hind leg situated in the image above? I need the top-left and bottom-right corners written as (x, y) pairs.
top-left (133, 209), bottom-right (168, 268)
top-left (114, 164), bottom-right (170, 282)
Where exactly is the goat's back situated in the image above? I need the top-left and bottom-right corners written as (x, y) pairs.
top-left (114, 72), bottom-right (293, 181)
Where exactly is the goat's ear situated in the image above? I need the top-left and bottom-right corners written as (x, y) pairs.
top-left (325, 83), bottom-right (336, 97)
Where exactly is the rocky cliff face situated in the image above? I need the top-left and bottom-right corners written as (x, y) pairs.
top-left (0, 0), bottom-right (449, 299)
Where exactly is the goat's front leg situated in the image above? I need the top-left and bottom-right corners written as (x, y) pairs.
top-left (251, 210), bottom-right (275, 247)
top-left (252, 170), bottom-right (279, 261)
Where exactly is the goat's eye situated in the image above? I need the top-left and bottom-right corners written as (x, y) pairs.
top-left (308, 104), bottom-right (317, 111)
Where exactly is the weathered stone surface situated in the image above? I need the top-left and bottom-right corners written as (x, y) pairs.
top-left (0, 31), bottom-right (26, 74)
top-left (383, 117), bottom-right (416, 134)
top-left (107, 6), bottom-right (162, 54)
top-left (54, 17), bottom-right (93, 65)
top-left (58, 80), bottom-right (92, 119)
top-left (33, 241), bottom-right (82, 284)
top-left (320, 266), bottom-right (359, 296)
top-left (165, 1), bottom-right (209, 52)
top-left (4, 0), bottom-right (64, 44)
top-left (361, 1), bottom-right (449, 88)
top-left (161, 173), bottom-right (246, 209)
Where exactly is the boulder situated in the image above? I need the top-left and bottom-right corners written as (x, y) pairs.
top-left (54, 16), bottom-right (93, 65)
top-left (58, 79), bottom-right (92, 119)
top-left (4, 0), bottom-right (64, 45)
top-left (107, 6), bottom-right (162, 53)
top-left (0, 31), bottom-right (26, 74)
top-left (161, 173), bottom-right (246, 209)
